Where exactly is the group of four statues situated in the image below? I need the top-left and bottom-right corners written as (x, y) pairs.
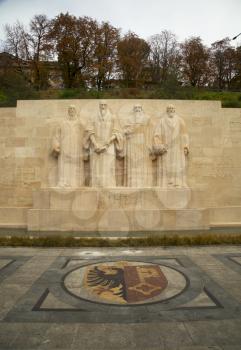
top-left (52, 101), bottom-right (189, 189)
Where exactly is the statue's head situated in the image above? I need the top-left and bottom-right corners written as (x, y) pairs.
top-left (99, 100), bottom-right (108, 115)
top-left (166, 104), bottom-right (175, 118)
top-left (133, 104), bottom-right (143, 113)
top-left (67, 105), bottom-right (77, 120)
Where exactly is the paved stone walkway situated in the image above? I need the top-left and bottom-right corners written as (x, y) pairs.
top-left (0, 245), bottom-right (241, 349)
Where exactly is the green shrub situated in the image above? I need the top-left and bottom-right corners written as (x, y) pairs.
top-left (0, 71), bottom-right (36, 107)
top-left (0, 90), bottom-right (7, 102)
top-left (1, 82), bottom-right (241, 107)
top-left (0, 233), bottom-right (241, 247)
top-left (58, 89), bottom-right (81, 99)
top-left (222, 100), bottom-right (241, 108)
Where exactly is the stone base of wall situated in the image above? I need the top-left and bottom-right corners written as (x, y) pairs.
top-left (1, 189), bottom-right (241, 233)
top-left (0, 208), bottom-right (28, 228)
top-left (209, 207), bottom-right (241, 227)
top-left (25, 188), bottom-right (238, 232)
top-left (27, 208), bottom-right (210, 232)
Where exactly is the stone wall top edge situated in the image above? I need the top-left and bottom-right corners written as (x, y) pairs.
top-left (0, 107), bottom-right (16, 118)
top-left (221, 107), bottom-right (241, 112)
top-left (16, 99), bottom-right (222, 104)
top-left (0, 107), bottom-right (16, 111)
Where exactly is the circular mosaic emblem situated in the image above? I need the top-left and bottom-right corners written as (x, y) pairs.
top-left (64, 261), bottom-right (187, 305)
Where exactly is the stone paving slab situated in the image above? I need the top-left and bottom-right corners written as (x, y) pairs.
top-left (0, 246), bottom-right (240, 349)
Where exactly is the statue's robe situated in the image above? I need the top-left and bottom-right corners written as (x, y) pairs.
top-left (53, 120), bottom-right (84, 188)
top-left (84, 111), bottom-right (122, 187)
top-left (124, 113), bottom-right (153, 187)
top-left (153, 115), bottom-right (189, 188)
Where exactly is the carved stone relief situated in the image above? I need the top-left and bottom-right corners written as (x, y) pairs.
top-left (51, 103), bottom-right (189, 189)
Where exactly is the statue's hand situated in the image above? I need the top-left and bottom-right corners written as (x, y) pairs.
top-left (184, 147), bottom-right (189, 156)
top-left (124, 126), bottom-right (134, 136)
top-left (52, 146), bottom-right (60, 157)
top-left (160, 146), bottom-right (167, 155)
top-left (95, 144), bottom-right (107, 154)
top-left (153, 144), bottom-right (167, 155)
top-left (100, 138), bottom-right (115, 151)
top-left (152, 145), bottom-right (159, 153)
top-left (100, 145), bottom-right (109, 153)
top-left (94, 144), bottom-right (102, 153)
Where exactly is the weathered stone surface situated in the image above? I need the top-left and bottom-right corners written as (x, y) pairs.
top-left (0, 100), bottom-right (241, 231)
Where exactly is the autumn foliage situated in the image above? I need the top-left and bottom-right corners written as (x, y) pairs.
top-left (1, 12), bottom-right (241, 91)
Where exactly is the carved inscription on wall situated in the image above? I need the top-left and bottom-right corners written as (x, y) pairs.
top-left (228, 116), bottom-right (241, 144)
top-left (192, 116), bottom-right (212, 127)
top-left (229, 116), bottom-right (241, 132)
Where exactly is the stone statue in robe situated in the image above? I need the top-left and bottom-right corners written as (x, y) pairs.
top-left (124, 104), bottom-right (153, 187)
top-left (83, 101), bottom-right (122, 187)
top-left (153, 104), bottom-right (189, 188)
top-left (52, 105), bottom-right (84, 188)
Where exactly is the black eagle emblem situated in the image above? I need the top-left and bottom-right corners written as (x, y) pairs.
top-left (87, 266), bottom-right (127, 300)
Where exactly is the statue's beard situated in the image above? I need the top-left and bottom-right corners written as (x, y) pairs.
top-left (67, 115), bottom-right (77, 121)
top-left (134, 111), bottom-right (144, 123)
top-left (99, 108), bottom-right (110, 120)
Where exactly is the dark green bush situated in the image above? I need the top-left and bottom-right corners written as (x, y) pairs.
top-left (0, 71), bottom-right (36, 107)
top-left (0, 82), bottom-right (241, 108)
top-left (222, 100), bottom-right (241, 108)
top-left (0, 233), bottom-right (241, 247)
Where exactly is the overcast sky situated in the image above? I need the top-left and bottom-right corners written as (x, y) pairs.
top-left (0, 0), bottom-right (241, 46)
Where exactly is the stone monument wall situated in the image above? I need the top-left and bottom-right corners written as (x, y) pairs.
top-left (0, 99), bottom-right (241, 231)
